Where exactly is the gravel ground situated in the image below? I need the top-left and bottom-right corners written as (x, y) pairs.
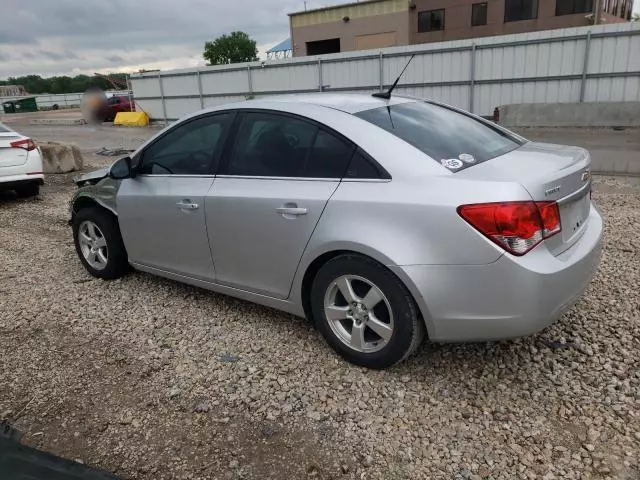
top-left (1, 154), bottom-right (639, 478)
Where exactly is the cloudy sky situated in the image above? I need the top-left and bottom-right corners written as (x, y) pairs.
top-left (2, 0), bottom-right (639, 79)
top-left (0, 0), bottom-right (337, 79)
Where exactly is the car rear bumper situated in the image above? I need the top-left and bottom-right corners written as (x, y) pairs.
top-left (392, 204), bottom-right (603, 342)
top-left (0, 173), bottom-right (45, 189)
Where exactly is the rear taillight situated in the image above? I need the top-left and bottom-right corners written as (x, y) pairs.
top-left (458, 201), bottom-right (561, 256)
top-left (10, 138), bottom-right (37, 151)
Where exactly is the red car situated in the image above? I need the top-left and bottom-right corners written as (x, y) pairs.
top-left (97, 95), bottom-right (135, 122)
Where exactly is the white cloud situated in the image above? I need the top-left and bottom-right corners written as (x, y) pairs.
top-left (0, 0), bottom-right (340, 78)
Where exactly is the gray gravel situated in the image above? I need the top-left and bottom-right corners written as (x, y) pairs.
top-left (1, 171), bottom-right (639, 480)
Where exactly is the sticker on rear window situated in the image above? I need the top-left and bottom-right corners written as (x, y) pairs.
top-left (441, 158), bottom-right (463, 170)
top-left (459, 153), bottom-right (475, 164)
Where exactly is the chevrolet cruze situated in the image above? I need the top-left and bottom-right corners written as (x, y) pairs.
top-left (69, 94), bottom-right (602, 369)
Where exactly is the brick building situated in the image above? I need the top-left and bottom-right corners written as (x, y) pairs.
top-left (289, 0), bottom-right (632, 56)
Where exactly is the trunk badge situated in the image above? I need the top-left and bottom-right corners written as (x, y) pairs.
top-left (581, 169), bottom-right (591, 182)
top-left (545, 185), bottom-right (561, 196)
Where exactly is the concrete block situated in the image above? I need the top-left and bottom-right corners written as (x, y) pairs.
top-left (29, 118), bottom-right (87, 126)
top-left (499, 102), bottom-right (640, 128)
top-left (39, 142), bottom-right (84, 174)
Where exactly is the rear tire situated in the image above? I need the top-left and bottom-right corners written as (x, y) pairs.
top-left (310, 253), bottom-right (424, 369)
top-left (15, 182), bottom-right (40, 198)
top-left (72, 206), bottom-right (129, 279)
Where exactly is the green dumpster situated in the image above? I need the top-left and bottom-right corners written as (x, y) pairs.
top-left (2, 96), bottom-right (38, 114)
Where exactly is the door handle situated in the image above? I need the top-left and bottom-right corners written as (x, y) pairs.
top-left (276, 206), bottom-right (308, 216)
top-left (176, 200), bottom-right (199, 210)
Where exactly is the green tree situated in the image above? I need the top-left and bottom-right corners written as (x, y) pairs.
top-left (0, 73), bottom-right (130, 94)
top-left (203, 31), bottom-right (258, 65)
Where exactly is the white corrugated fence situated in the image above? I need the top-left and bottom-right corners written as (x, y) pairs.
top-left (130, 22), bottom-right (640, 122)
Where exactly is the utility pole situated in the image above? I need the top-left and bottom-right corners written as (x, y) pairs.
top-left (593, 0), bottom-right (603, 24)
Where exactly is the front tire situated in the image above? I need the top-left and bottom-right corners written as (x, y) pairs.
top-left (72, 206), bottom-right (129, 279)
top-left (310, 254), bottom-right (424, 369)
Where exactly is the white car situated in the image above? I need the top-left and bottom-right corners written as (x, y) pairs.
top-left (0, 122), bottom-right (44, 197)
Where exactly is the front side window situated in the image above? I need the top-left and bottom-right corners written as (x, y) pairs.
top-left (138, 113), bottom-right (232, 175)
top-left (355, 102), bottom-right (524, 173)
top-left (418, 9), bottom-right (445, 33)
top-left (505, 0), bottom-right (538, 21)
top-left (556, 0), bottom-right (593, 14)
top-left (223, 112), bottom-right (354, 178)
top-left (472, 2), bottom-right (488, 25)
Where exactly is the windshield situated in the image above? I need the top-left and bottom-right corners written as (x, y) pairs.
top-left (355, 101), bottom-right (524, 172)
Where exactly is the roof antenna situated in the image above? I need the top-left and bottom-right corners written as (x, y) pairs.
top-left (372, 54), bottom-right (415, 100)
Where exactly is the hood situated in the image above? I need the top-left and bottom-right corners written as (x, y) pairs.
top-left (74, 167), bottom-right (109, 186)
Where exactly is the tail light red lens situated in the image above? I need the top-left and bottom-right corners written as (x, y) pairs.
top-left (458, 201), bottom-right (561, 256)
top-left (10, 138), bottom-right (37, 151)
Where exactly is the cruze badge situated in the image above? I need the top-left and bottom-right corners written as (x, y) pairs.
top-left (581, 169), bottom-right (591, 182)
top-left (545, 185), bottom-right (561, 196)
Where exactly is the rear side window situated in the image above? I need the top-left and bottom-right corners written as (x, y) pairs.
top-left (355, 102), bottom-right (523, 172)
top-left (224, 112), bottom-right (354, 179)
top-left (345, 149), bottom-right (388, 179)
top-left (306, 130), bottom-right (353, 178)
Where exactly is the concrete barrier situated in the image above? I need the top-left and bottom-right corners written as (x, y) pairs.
top-left (499, 102), bottom-right (640, 128)
top-left (39, 142), bottom-right (84, 174)
top-left (30, 118), bottom-right (87, 126)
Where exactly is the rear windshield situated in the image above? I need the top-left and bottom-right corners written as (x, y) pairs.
top-left (355, 102), bottom-right (524, 172)
top-left (0, 123), bottom-right (12, 133)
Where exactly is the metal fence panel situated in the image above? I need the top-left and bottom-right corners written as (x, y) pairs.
top-left (130, 22), bottom-right (640, 121)
top-left (323, 58), bottom-right (378, 89)
top-left (203, 95), bottom-right (248, 108)
top-left (132, 77), bottom-right (161, 98)
top-left (162, 75), bottom-right (199, 97)
top-left (251, 63), bottom-right (318, 92)
top-left (165, 97), bottom-right (202, 120)
top-left (134, 98), bottom-right (164, 120)
top-left (201, 70), bottom-right (249, 95)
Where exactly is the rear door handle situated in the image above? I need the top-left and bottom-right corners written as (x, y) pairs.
top-left (176, 200), bottom-right (199, 210)
top-left (276, 207), bottom-right (308, 216)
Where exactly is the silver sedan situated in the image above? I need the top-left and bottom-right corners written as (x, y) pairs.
top-left (70, 94), bottom-right (602, 369)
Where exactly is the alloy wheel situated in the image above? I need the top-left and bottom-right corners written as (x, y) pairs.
top-left (78, 220), bottom-right (108, 270)
top-left (323, 275), bottom-right (394, 353)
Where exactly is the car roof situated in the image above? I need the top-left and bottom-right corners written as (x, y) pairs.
top-left (257, 93), bottom-right (417, 114)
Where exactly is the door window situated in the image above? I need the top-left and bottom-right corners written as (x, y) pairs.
top-left (224, 112), bottom-right (353, 178)
top-left (138, 113), bottom-right (232, 175)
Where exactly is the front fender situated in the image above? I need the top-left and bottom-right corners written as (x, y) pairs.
top-left (69, 178), bottom-right (121, 222)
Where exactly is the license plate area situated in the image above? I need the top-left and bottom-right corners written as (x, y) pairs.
top-left (560, 190), bottom-right (590, 243)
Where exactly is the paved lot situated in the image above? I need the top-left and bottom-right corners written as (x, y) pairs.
top-left (0, 120), bottom-right (639, 479)
top-left (2, 110), bottom-right (639, 175)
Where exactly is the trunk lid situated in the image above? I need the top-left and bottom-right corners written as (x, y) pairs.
top-left (0, 131), bottom-right (29, 168)
top-left (459, 142), bottom-right (592, 255)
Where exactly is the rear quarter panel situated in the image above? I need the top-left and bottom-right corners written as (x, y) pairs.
top-left (301, 177), bottom-right (531, 268)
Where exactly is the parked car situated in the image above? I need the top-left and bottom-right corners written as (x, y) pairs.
top-left (96, 95), bottom-right (134, 122)
top-left (0, 122), bottom-right (43, 197)
top-left (69, 94), bottom-right (602, 369)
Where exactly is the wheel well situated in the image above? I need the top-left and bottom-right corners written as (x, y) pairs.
top-left (301, 250), bottom-right (350, 324)
top-left (300, 250), bottom-right (425, 333)
top-left (72, 197), bottom-right (114, 218)
top-left (69, 197), bottom-right (119, 228)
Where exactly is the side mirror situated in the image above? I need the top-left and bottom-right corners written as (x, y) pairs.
top-left (109, 156), bottom-right (133, 180)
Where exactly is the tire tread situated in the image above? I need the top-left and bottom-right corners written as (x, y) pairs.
top-left (311, 253), bottom-right (425, 369)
